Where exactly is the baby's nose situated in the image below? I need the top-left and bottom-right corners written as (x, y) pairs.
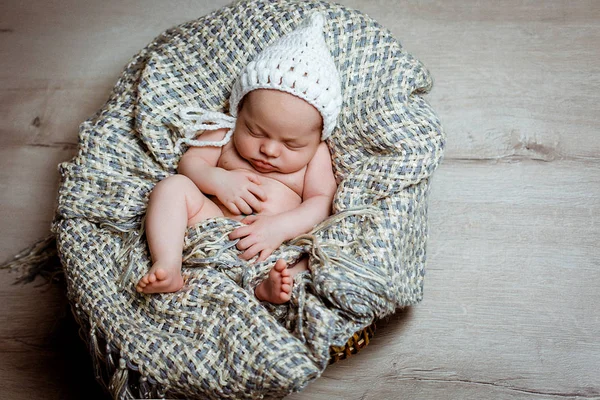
top-left (260, 140), bottom-right (280, 157)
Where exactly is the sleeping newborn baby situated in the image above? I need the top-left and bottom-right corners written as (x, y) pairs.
top-left (136, 13), bottom-right (343, 304)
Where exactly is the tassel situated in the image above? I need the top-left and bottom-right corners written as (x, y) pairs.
top-left (138, 375), bottom-right (151, 399)
top-left (156, 383), bottom-right (169, 399)
top-left (88, 323), bottom-right (103, 382)
top-left (106, 343), bottom-right (116, 376)
top-left (108, 358), bottom-right (135, 399)
top-left (146, 375), bottom-right (162, 398)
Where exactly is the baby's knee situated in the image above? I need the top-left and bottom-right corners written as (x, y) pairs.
top-left (152, 174), bottom-right (194, 195)
top-left (149, 175), bottom-right (200, 206)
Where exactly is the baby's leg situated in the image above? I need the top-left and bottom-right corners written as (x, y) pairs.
top-left (136, 175), bottom-right (223, 293)
top-left (255, 257), bottom-right (308, 304)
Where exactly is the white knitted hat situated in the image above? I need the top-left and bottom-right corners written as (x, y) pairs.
top-left (229, 12), bottom-right (343, 140)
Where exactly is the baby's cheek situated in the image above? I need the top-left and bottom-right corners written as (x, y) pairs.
top-left (282, 152), bottom-right (310, 173)
top-left (233, 133), bottom-right (254, 158)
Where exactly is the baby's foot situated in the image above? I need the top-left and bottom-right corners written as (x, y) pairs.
top-left (255, 259), bottom-right (293, 304)
top-left (136, 261), bottom-right (184, 294)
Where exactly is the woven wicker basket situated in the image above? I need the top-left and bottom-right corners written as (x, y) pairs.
top-left (329, 323), bottom-right (376, 364)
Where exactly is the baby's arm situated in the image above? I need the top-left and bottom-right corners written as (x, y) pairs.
top-left (178, 129), bottom-right (266, 215)
top-left (281, 142), bottom-right (337, 235)
top-left (177, 129), bottom-right (222, 181)
top-left (230, 143), bottom-right (337, 260)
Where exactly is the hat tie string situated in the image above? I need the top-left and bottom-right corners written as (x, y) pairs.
top-left (176, 107), bottom-right (236, 148)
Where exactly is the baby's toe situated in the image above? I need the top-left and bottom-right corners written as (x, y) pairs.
top-left (282, 276), bottom-right (292, 285)
top-left (154, 269), bottom-right (168, 281)
top-left (274, 259), bottom-right (287, 271)
top-left (279, 291), bottom-right (292, 302)
top-left (282, 283), bottom-right (292, 293)
top-left (281, 268), bottom-right (291, 278)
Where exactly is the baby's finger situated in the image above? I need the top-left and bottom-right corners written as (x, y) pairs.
top-left (244, 172), bottom-right (261, 185)
top-left (241, 244), bottom-right (262, 261)
top-left (229, 224), bottom-right (251, 240)
top-left (241, 215), bottom-right (259, 225)
top-left (225, 201), bottom-right (241, 215)
top-left (242, 192), bottom-right (263, 213)
top-left (236, 236), bottom-right (258, 253)
top-left (248, 184), bottom-right (267, 202)
top-left (257, 248), bottom-right (273, 262)
top-left (234, 198), bottom-right (253, 216)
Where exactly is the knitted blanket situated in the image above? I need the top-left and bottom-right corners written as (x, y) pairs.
top-left (51, 0), bottom-right (445, 398)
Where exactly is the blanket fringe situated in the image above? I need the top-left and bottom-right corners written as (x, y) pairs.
top-left (286, 206), bottom-right (384, 343)
top-left (77, 306), bottom-right (168, 399)
top-left (112, 218), bottom-right (146, 291)
top-left (0, 234), bottom-right (62, 284)
top-left (108, 357), bottom-right (135, 399)
top-left (294, 206), bottom-right (383, 276)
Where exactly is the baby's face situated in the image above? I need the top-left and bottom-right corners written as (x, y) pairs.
top-left (233, 89), bottom-right (322, 174)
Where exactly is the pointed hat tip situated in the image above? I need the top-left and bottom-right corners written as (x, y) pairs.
top-left (307, 12), bottom-right (326, 29)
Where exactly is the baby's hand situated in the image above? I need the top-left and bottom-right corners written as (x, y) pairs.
top-left (229, 215), bottom-right (288, 262)
top-left (214, 169), bottom-right (267, 215)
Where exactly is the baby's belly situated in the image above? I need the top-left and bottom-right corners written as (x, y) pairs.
top-left (212, 176), bottom-right (301, 220)
top-left (255, 176), bottom-right (302, 214)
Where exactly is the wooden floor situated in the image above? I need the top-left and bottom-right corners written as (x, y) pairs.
top-left (1, 1), bottom-right (599, 399)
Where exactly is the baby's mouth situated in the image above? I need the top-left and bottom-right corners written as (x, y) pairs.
top-left (252, 159), bottom-right (275, 172)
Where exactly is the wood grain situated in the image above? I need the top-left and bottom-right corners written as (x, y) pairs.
top-left (1, 0), bottom-right (599, 399)
top-left (0, 277), bottom-right (106, 399)
top-left (289, 160), bottom-right (600, 399)
top-left (342, 0), bottom-right (600, 161)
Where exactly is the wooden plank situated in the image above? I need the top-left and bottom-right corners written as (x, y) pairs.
top-left (290, 159), bottom-right (600, 399)
top-left (0, 145), bottom-right (104, 399)
top-left (0, 0), bottom-right (234, 80)
top-left (0, 275), bottom-right (106, 400)
top-left (3, 156), bottom-right (598, 398)
top-left (340, 0), bottom-right (600, 161)
top-left (0, 79), bottom-right (112, 147)
top-left (0, 0), bottom-right (233, 147)
top-left (0, 146), bottom-right (74, 256)
top-left (3, 1), bottom-right (599, 159)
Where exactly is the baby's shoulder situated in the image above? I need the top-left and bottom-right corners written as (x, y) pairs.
top-left (303, 142), bottom-right (336, 195)
top-left (308, 142), bottom-right (334, 168)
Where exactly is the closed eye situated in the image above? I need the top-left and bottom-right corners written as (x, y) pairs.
top-left (248, 130), bottom-right (264, 138)
top-left (244, 121), bottom-right (264, 138)
top-left (285, 141), bottom-right (306, 150)
top-left (246, 127), bottom-right (264, 138)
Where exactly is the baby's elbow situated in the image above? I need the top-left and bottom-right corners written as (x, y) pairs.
top-left (322, 179), bottom-right (337, 204)
top-left (177, 151), bottom-right (201, 175)
top-left (176, 154), bottom-right (190, 175)
top-left (317, 192), bottom-right (336, 215)
top-left (315, 183), bottom-right (337, 206)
